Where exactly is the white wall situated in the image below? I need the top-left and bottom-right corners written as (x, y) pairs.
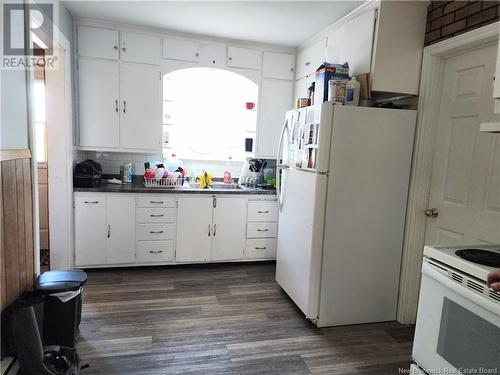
top-left (1, 70), bottom-right (29, 150)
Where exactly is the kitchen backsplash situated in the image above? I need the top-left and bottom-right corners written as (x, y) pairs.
top-left (80, 151), bottom-right (249, 178)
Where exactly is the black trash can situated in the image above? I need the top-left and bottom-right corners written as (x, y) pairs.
top-left (34, 270), bottom-right (87, 348)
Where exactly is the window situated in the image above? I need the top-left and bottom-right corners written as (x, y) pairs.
top-left (33, 79), bottom-right (47, 163)
top-left (163, 68), bottom-right (258, 161)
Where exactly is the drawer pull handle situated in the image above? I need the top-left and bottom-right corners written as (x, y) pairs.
top-left (150, 214), bottom-right (164, 217)
top-left (257, 210), bottom-right (269, 214)
top-left (255, 247), bottom-right (267, 250)
top-left (84, 201), bottom-right (99, 204)
top-left (150, 230), bottom-right (164, 234)
top-left (149, 250), bottom-right (163, 254)
top-left (150, 201), bottom-right (164, 204)
top-left (257, 229), bottom-right (269, 232)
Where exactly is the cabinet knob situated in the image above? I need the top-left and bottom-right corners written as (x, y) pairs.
top-left (122, 47), bottom-right (126, 52)
top-left (113, 45), bottom-right (118, 50)
top-left (255, 247), bottom-right (267, 250)
top-left (150, 230), bottom-right (164, 234)
top-left (195, 52), bottom-right (199, 57)
top-left (149, 250), bottom-right (163, 254)
top-left (305, 61), bottom-right (311, 66)
top-left (228, 56), bottom-right (233, 61)
top-left (84, 201), bottom-right (99, 204)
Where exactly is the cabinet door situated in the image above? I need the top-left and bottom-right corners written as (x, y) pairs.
top-left (74, 195), bottom-right (106, 266)
top-left (295, 38), bottom-right (326, 79)
top-left (257, 79), bottom-right (294, 158)
top-left (176, 196), bottom-right (213, 262)
top-left (78, 58), bottom-right (120, 148)
top-left (106, 195), bottom-right (136, 264)
top-left (121, 32), bottom-right (161, 65)
top-left (227, 46), bottom-right (262, 70)
top-left (162, 37), bottom-right (200, 63)
top-left (294, 76), bottom-right (306, 101)
top-left (342, 8), bottom-right (376, 76)
top-left (77, 26), bottom-right (119, 60)
top-left (326, 25), bottom-right (345, 65)
top-left (199, 43), bottom-right (227, 67)
top-left (211, 197), bottom-right (247, 261)
top-left (263, 52), bottom-right (296, 80)
top-left (120, 62), bottom-right (161, 150)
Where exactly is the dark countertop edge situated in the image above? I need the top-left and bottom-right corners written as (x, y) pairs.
top-left (73, 186), bottom-right (277, 195)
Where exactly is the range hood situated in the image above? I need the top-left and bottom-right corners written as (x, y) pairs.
top-left (480, 122), bottom-right (500, 133)
top-left (480, 99), bottom-right (500, 133)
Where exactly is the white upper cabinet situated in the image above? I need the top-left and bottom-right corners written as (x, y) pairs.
top-left (263, 52), bottom-right (296, 80)
top-left (106, 195), bottom-right (136, 264)
top-left (78, 58), bottom-right (120, 148)
top-left (257, 79), bottom-right (294, 158)
top-left (296, 38), bottom-right (327, 79)
top-left (199, 42), bottom-right (227, 67)
top-left (227, 46), bottom-right (262, 70)
top-left (326, 8), bottom-right (376, 77)
top-left (120, 32), bottom-right (161, 65)
top-left (119, 63), bottom-right (161, 150)
top-left (494, 43), bottom-right (500, 98)
top-left (162, 37), bottom-right (200, 63)
top-left (370, 1), bottom-right (427, 95)
top-left (211, 197), bottom-right (247, 261)
top-left (77, 26), bottom-right (119, 60)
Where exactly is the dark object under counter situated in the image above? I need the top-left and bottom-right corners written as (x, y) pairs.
top-left (73, 178), bottom-right (276, 195)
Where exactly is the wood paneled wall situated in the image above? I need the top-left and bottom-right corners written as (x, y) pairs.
top-left (0, 150), bottom-right (35, 311)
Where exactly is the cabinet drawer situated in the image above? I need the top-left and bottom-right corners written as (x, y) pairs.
top-left (136, 223), bottom-right (176, 240)
top-left (245, 239), bottom-right (277, 259)
top-left (247, 201), bottom-right (278, 222)
top-left (247, 222), bottom-right (278, 238)
top-left (77, 26), bottom-right (119, 60)
top-left (136, 208), bottom-right (176, 223)
top-left (136, 196), bottom-right (176, 208)
top-left (136, 240), bottom-right (175, 263)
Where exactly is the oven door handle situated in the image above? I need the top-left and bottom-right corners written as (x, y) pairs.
top-left (422, 262), bottom-right (500, 314)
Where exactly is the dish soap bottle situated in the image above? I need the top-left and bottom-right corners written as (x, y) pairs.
top-left (346, 76), bottom-right (360, 106)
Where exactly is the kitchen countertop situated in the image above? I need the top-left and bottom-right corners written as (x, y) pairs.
top-left (74, 178), bottom-right (276, 195)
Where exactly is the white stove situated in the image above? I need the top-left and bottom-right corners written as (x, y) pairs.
top-left (412, 244), bottom-right (500, 374)
top-left (424, 244), bottom-right (500, 282)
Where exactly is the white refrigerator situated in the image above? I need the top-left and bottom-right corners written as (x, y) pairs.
top-left (275, 102), bottom-right (416, 327)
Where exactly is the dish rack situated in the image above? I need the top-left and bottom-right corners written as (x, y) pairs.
top-left (144, 177), bottom-right (185, 188)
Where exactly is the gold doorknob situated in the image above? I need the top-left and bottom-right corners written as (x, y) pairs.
top-left (425, 208), bottom-right (439, 218)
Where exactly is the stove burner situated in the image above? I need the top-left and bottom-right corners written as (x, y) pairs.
top-left (455, 249), bottom-right (500, 268)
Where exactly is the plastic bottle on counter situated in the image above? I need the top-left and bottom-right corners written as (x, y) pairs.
top-left (345, 76), bottom-right (360, 106)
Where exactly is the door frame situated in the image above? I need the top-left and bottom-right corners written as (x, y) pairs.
top-left (397, 21), bottom-right (499, 324)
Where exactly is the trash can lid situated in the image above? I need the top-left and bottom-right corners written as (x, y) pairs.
top-left (35, 270), bottom-right (87, 293)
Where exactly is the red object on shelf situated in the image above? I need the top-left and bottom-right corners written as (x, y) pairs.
top-left (245, 102), bottom-right (255, 110)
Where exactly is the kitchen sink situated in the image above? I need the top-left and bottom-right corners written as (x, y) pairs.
top-left (210, 183), bottom-right (244, 190)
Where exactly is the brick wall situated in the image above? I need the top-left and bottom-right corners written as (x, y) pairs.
top-left (425, 1), bottom-right (500, 45)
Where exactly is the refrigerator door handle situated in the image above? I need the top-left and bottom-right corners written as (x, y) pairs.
top-left (276, 117), bottom-right (289, 210)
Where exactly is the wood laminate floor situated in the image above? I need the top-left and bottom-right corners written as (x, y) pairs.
top-left (77, 262), bottom-right (414, 375)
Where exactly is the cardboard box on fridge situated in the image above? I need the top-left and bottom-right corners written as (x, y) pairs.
top-left (314, 62), bottom-right (349, 103)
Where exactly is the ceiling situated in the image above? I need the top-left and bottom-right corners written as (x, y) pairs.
top-left (62, 1), bottom-right (362, 47)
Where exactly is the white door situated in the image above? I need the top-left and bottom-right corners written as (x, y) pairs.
top-left (257, 79), bottom-right (294, 158)
top-left (176, 196), bottom-right (213, 262)
top-left (77, 26), bottom-right (119, 60)
top-left (426, 43), bottom-right (500, 246)
top-left (263, 52), bottom-right (295, 81)
top-left (211, 197), bottom-right (247, 261)
top-left (120, 32), bottom-right (161, 65)
top-left (120, 62), bottom-right (161, 150)
top-left (78, 58), bottom-right (120, 148)
top-left (74, 195), bottom-right (106, 266)
top-left (106, 195), bottom-right (136, 264)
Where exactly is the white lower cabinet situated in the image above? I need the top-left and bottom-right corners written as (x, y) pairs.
top-left (211, 197), bottom-right (247, 261)
top-left (106, 195), bottom-right (136, 264)
top-left (75, 195), bottom-right (106, 266)
top-left (75, 194), bottom-right (135, 266)
top-left (176, 196), bottom-right (213, 262)
top-left (75, 193), bottom-right (277, 267)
